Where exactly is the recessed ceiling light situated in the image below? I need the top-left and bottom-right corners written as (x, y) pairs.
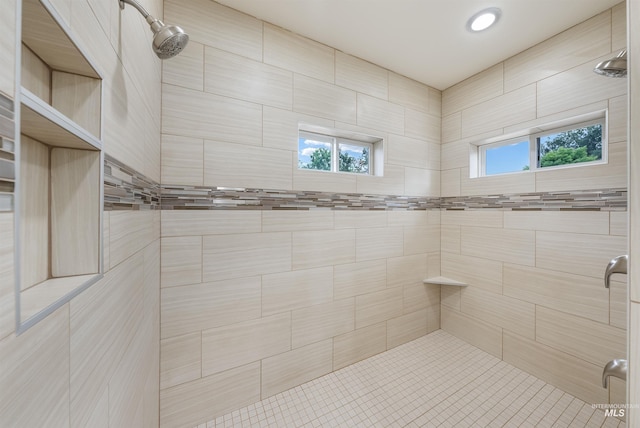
top-left (467, 7), bottom-right (501, 32)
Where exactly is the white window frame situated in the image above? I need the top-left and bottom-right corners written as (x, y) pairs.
top-left (298, 125), bottom-right (383, 176)
top-left (476, 116), bottom-right (607, 177)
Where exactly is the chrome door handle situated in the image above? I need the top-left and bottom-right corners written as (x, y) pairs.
top-left (602, 359), bottom-right (627, 388)
top-left (604, 255), bottom-right (627, 288)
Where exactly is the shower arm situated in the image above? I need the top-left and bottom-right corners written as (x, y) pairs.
top-left (119, 0), bottom-right (165, 31)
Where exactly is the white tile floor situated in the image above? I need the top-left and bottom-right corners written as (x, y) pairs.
top-left (196, 330), bottom-right (626, 428)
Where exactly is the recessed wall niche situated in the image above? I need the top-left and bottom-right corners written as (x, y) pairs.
top-left (16, 0), bottom-right (104, 333)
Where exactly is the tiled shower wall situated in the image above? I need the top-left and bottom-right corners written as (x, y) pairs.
top-left (440, 1), bottom-right (628, 411)
top-left (0, 0), bottom-right (162, 426)
top-left (159, 0), bottom-right (442, 426)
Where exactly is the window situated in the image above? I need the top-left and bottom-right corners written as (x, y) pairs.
top-left (476, 117), bottom-right (606, 177)
top-left (298, 125), bottom-right (383, 176)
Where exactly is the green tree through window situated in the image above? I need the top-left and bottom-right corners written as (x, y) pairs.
top-left (538, 124), bottom-right (602, 167)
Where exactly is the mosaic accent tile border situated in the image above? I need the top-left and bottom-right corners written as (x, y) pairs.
top-left (0, 92), bottom-right (15, 212)
top-left (102, 158), bottom-right (627, 212)
top-left (440, 188), bottom-right (627, 211)
top-left (104, 155), bottom-right (160, 210)
top-left (160, 186), bottom-right (438, 210)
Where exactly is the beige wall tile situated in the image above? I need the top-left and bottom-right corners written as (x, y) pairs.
top-left (203, 232), bottom-right (291, 282)
top-left (441, 287), bottom-right (461, 311)
top-left (461, 84), bottom-right (536, 138)
top-left (536, 306), bottom-right (626, 367)
top-left (293, 229), bottom-right (355, 270)
top-left (461, 286), bottom-right (535, 339)
top-left (442, 112), bottom-right (462, 144)
top-left (405, 109), bottom-right (440, 142)
top-left (440, 306), bottom-right (502, 359)
top-left (262, 267), bottom-right (333, 316)
top-left (441, 169), bottom-right (461, 197)
top-left (537, 57), bottom-right (627, 117)
top-left (387, 134), bottom-right (429, 168)
top-left (534, 141), bottom-right (627, 192)
top-left (160, 332), bottom-right (201, 390)
top-left (503, 264), bottom-right (609, 325)
top-left (503, 211), bottom-right (610, 235)
top-left (162, 83), bottom-right (262, 144)
top-left (262, 210), bottom-right (334, 232)
top-left (389, 73), bottom-right (439, 116)
top-left (357, 93), bottom-right (404, 135)
top-left (386, 254), bottom-right (428, 289)
top-left (356, 163), bottom-right (405, 195)
top-left (443, 64), bottom-right (504, 117)
top-left (161, 134), bottom-right (204, 186)
top-left (161, 210), bottom-right (261, 237)
top-left (334, 211), bottom-right (387, 229)
top-left (70, 254), bottom-right (145, 427)
top-left (293, 167), bottom-right (357, 194)
top-left (355, 287), bottom-right (403, 329)
top-left (356, 227), bottom-right (404, 261)
top-left (441, 209), bottom-right (503, 228)
top-left (405, 168), bottom-right (440, 197)
top-left (0, 0), bottom-right (14, 96)
top-left (292, 298), bottom-right (355, 348)
top-left (334, 260), bottom-right (387, 300)
top-left (441, 252), bottom-right (502, 295)
top-left (441, 225), bottom-right (460, 254)
top-left (335, 51), bottom-right (388, 99)
top-left (611, 2), bottom-right (626, 51)
top-left (387, 309), bottom-right (428, 349)
top-left (404, 225), bottom-right (440, 255)
top-left (263, 107), bottom-right (334, 151)
top-left (294, 74), bottom-right (356, 123)
top-left (609, 279), bottom-right (627, 329)
top-left (110, 211), bottom-right (159, 269)
top-left (161, 277), bottom-right (261, 339)
top-left (441, 140), bottom-right (469, 171)
top-left (0, 213), bottom-right (14, 339)
top-left (264, 23), bottom-right (334, 83)
top-left (404, 283), bottom-right (439, 314)
top-left (609, 95), bottom-right (628, 143)
top-left (19, 136), bottom-right (49, 290)
top-left (503, 332), bottom-right (608, 405)
top-left (387, 210), bottom-right (429, 228)
top-left (165, 0), bottom-right (263, 61)
top-left (427, 252), bottom-right (441, 278)
top-left (536, 231), bottom-right (626, 279)
top-left (162, 40), bottom-right (204, 91)
top-left (205, 47), bottom-right (293, 109)
top-left (503, 11), bottom-right (611, 92)
top-left (0, 306), bottom-right (69, 427)
top-left (461, 167), bottom-right (536, 196)
top-left (204, 141), bottom-right (292, 190)
top-left (160, 236), bottom-right (202, 288)
top-left (202, 313), bottom-right (291, 376)
top-left (461, 226), bottom-right (535, 266)
top-left (261, 339), bottom-right (333, 398)
top-left (160, 362), bottom-right (261, 428)
top-left (333, 323), bottom-right (387, 370)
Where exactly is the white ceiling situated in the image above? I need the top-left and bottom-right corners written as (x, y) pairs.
top-left (214, 0), bottom-right (623, 90)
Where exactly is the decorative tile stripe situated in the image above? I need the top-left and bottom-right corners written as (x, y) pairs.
top-left (104, 154), bottom-right (160, 210)
top-left (102, 156), bottom-right (627, 212)
top-left (440, 188), bottom-right (627, 211)
top-left (160, 186), bottom-right (438, 210)
top-left (0, 92), bottom-right (15, 212)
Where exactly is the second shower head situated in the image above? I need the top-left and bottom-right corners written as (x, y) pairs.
top-left (119, 0), bottom-right (189, 59)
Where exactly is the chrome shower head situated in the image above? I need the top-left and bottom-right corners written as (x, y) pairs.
top-left (119, 0), bottom-right (189, 59)
top-left (594, 50), bottom-right (627, 78)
